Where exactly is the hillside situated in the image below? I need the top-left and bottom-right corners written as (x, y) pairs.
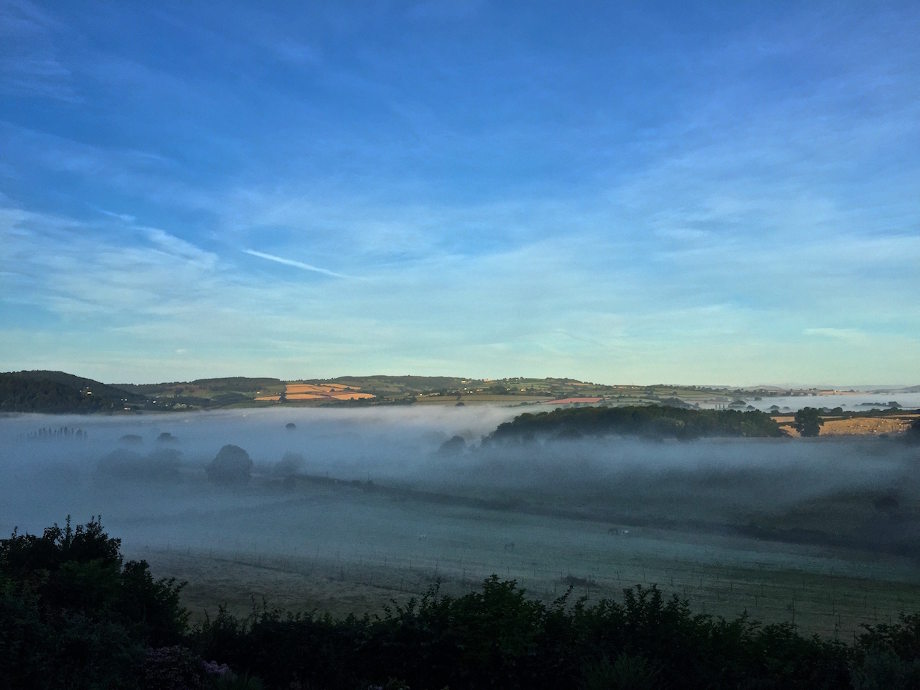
top-left (0, 371), bottom-right (144, 413)
top-left (3, 370), bottom-right (918, 418)
top-left (115, 377), bottom-right (286, 409)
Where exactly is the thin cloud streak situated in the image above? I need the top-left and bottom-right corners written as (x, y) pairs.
top-left (243, 249), bottom-right (351, 279)
top-left (1, 3), bottom-right (919, 384)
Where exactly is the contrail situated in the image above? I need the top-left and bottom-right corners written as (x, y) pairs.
top-left (243, 249), bottom-right (349, 279)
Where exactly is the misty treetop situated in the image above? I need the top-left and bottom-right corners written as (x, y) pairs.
top-left (486, 405), bottom-right (785, 443)
top-left (206, 444), bottom-right (254, 485)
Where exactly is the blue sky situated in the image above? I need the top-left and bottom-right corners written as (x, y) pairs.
top-left (1, 1), bottom-right (919, 385)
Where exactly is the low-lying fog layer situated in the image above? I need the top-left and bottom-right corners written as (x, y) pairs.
top-left (1, 406), bottom-right (918, 588)
top-left (0, 406), bottom-right (517, 532)
top-left (744, 392), bottom-right (920, 412)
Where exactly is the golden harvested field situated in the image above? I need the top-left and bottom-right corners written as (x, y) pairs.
top-left (329, 392), bottom-right (375, 400)
top-left (773, 414), bottom-right (918, 437)
top-left (252, 383), bottom-right (376, 402)
top-left (286, 383), bottom-right (352, 394)
top-left (821, 415), bottom-right (917, 436)
top-left (283, 382), bottom-right (375, 402)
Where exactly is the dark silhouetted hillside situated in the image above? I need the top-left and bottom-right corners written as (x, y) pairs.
top-left (0, 371), bottom-right (144, 413)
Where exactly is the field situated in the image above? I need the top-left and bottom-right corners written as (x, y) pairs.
top-left (2, 406), bottom-right (918, 642)
top-left (819, 414), bottom-right (918, 436)
top-left (135, 485), bottom-right (920, 640)
top-left (68, 371), bottom-right (920, 411)
top-left (255, 382), bottom-right (377, 402)
top-left (773, 413), bottom-right (919, 437)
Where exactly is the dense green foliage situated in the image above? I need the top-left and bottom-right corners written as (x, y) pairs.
top-left (0, 371), bottom-right (143, 413)
top-left (794, 407), bottom-right (824, 437)
top-left (3, 519), bottom-right (920, 688)
top-left (487, 405), bottom-right (785, 442)
top-left (192, 577), bottom-right (920, 689)
top-left (0, 518), bottom-right (188, 689)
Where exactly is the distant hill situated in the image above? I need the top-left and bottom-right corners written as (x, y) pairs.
top-left (0, 371), bottom-right (144, 413)
top-left (114, 377), bottom-right (286, 409)
top-left (5, 370), bottom-right (915, 414)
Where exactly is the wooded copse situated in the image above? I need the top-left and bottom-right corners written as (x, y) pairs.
top-left (486, 405), bottom-right (786, 443)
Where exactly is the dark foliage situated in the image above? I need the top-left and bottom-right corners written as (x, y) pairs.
top-left (794, 407), bottom-right (824, 437)
top-left (3, 520), bottom-right (920, 688)
top-left (206, 444), bottom-right (253, 485)
top-left (438, 434), bottom-right (467, 455)
top-left (192, 578), bottom-right (868, 689)
top-left (0, 518), bottom-right (188, 689)
top-left (0, 370), bottom-right (144, 413)
top-left (905, 418), bottom-right (920, 445)
top-left (487, 405), bottom-right (784, 443)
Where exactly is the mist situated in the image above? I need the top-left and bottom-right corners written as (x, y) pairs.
top-left (1, 405), bottom-right (917, 633)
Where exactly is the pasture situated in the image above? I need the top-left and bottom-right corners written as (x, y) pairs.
top-left (1, 406), bottom-right (918, 640)
top-left (131, 477), bottom-right (920, 639)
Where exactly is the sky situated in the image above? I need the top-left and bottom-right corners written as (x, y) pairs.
top-left (1, 1), bottom-right (919, 386)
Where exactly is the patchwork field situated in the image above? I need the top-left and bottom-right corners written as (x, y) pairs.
top-left (255, 382), bottom-right (376, 402)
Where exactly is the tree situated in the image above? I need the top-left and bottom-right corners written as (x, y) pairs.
top-left (438, 435), bottom-right (467, 455)
top-left (206, 444), bottom-right (253, 485)
top-left (905, 418), bottom-right (920, 445)
top-left (794, 407), bottom-right (823, 437)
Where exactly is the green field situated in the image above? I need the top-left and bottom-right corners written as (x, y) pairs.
top-left (131, 469), bottom-right (920, 640)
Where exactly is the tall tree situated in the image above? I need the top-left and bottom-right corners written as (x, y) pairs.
top-left (794, 407), bottom-right (823, 437)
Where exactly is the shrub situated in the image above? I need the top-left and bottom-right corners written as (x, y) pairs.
top-left (0, 518), bottom-right (190, 688)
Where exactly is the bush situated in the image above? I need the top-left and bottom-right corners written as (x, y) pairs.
top-left (207, 445), bottom-right (253, 485)
top-left (3, 520), bottom-right (920, 688)
top-left (0, 518), bottom-right (190, 688)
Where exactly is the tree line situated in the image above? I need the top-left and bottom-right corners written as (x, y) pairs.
top-left (487, 405), bottom-right (786, 443)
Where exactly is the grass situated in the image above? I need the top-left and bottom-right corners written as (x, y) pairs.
top-left (130, 477), bottom-right (920, 640)
top-left (138, 542), bottom-right (920, 640)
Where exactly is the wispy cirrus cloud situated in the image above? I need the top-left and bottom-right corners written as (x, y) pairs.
top-left (2, 2), bottom-right (919, 384)
top-left (242, 249), bottom-right (351, 279)
top-left (0, 0), bottom-right (79, 102)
